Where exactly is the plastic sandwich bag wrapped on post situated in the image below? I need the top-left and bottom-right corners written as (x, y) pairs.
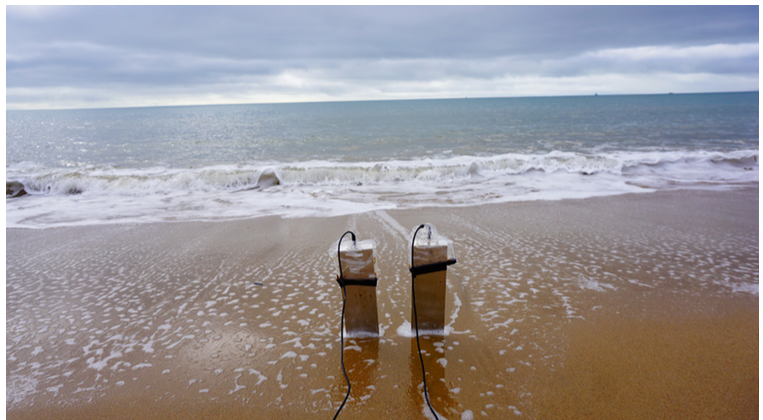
top-left (329, 237), bottom-right (377, 280)
top-left (408, 223), bottom-right (455, 267)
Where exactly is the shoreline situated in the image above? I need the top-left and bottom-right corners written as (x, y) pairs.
top-left (7, 188), bottom-right (759, 419)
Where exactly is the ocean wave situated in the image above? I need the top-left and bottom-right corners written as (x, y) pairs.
top-left (6, 149), bottom-right (758, 228)
top-left (7, 149), bottom-right (758, 197)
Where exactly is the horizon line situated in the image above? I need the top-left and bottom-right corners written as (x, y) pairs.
top-left (6, 90), bottom-right (759, 112)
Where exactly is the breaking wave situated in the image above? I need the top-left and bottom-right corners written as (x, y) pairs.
top-left (6, 149), bottom-right (758, 228)
top-left (8, 150), bottom-right (758, 197)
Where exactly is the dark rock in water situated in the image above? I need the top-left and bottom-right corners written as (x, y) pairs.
top-left (6, 181), bottom-right (27, 197)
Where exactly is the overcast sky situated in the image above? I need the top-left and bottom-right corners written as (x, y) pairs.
top-left (6, 5), bottom-right (759, 110)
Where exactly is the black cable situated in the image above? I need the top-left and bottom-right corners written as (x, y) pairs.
top-left (333, 231), bottom-right (355, 420)
top-left (333, 284), bottom-right (350, 420)
top-left (411, 224), bottom-right (440, 420)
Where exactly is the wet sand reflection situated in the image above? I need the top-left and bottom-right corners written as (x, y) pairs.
top-left (334, 337), bottom-right (380, 408)
top-left (409, 335), bottom-right (459, 419)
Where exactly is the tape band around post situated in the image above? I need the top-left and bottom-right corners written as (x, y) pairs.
top-left (409, 258), bottom-right (457, 277)
top-left (336, 276), bottom-right (379, 288)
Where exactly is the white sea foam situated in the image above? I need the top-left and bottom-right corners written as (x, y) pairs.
top-left (6, 149), bottom-right (758, 228)
top-left (729, 282), bottom-right (758, 294)
top-left (6, 376), bottom-right (39, 407)
top-left (422, 402), bottom-right (445, 420)
top-left (396, 321), bottom-right (449, 337)
top-left (343, 329), bottom-right (381, 339)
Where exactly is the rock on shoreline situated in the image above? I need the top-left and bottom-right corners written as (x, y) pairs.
top-left (6, 181), bottom-right (27, 198)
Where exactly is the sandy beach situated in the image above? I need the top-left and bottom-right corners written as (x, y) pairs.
top-left (6, 188), bottom-right (758, 419)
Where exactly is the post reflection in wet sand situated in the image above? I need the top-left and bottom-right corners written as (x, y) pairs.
top-left (409, 335), bottom-right (459, 419)
top-left (334, 337), bottom-right (380, 408)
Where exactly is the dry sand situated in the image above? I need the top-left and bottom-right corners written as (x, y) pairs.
top-left (6, 188), bottom-right (758, 419)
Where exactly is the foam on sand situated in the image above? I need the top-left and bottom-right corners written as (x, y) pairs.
top-left (6, 188), bottom-right (758, 419)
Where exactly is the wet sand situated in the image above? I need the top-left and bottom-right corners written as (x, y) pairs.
top-left (6, 188), bottom-right (758, 419)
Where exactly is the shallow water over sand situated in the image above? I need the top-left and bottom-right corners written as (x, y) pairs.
top-left (6, 189), bottom-right (758, 419)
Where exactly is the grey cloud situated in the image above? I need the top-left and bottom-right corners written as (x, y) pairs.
top-left (8, 6), bottom-right (758, 59)
top-left (6, 6), bottom-right (759, 109)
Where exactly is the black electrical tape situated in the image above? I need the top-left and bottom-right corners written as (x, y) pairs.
top-left (336, 277), bottom-right (378, 287)
top-left (409, 259), bottom-right (457, 277)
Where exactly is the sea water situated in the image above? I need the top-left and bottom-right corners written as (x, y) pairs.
top-left (6, 92), bottom-right (759, 228)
